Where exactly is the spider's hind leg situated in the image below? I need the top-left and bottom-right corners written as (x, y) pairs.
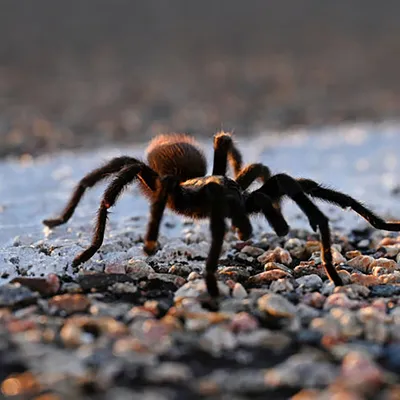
top-left (43, 156), bottom-right (141, 228)
top-left (258, 174), bottom-right (343, 286)
top-left (299, 178), bottom-right (400, 232)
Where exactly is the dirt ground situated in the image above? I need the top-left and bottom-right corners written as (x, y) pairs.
top-left (1, 0), bottom-right (400, 157)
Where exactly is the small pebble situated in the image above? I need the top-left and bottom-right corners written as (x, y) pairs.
top-left (302, 292), bottom-right (326, 309)
top-left (230, 312), bottom-right (259, 332)
top-left (270, 278), bottom-right (294, 293)
top-left (324, 293), bottom-right (360, 311)
top-left (10, 274), bottom-right (60, 296)
top-left (257, 293), bottom-right (296, 318)
top-left (264, 353), bottom-right (338, 388)
top-left (0, 283), bottom-right (39, 308)
top-left (187, 271), bottom-right (201, 281)
top-left (305, 241), bottom-right (321, 256)
top-left (334, 284), bottom-right (370, 299)
top-left (248, 270), bottom-right (290, 285)
top-left (350, 272), bottom-right (380, 286)
top-left (296, 274), bottom-right (323, 291)
top-left (241, 245), bottom-right (264, 257)
top-left (200, 325), bottom-right (237, 356)
top-left (126, 260), bottom-right (155, 278)
top-left (332, 247), bottom-right (346, 264)
top-left (358, 239), bottom-right (371, 248)
top-left (237, 329), bottom-right (291, 350)
top-left (369, 284), bottom-right (400, 297)
top-left (168, 264), bottom-right (192, 276)
top-left (346, 250), bottom-right (362, 259)
top-left (144, 362), bottom-right (193, 383)
top-left (257, 247), bottom-right (292, 265)
top-left (48, 294), bottom-right (91, 315)
top-left (381, 244), bottom-right (400, 257)
top-left (104, 263), bottom-right (126, 274)
top-left (347, 255), bottom-right (375, 273)
top-left (174, 279), bottom-right (230, 302)
top-left (340, 351), bottom-right (384, 392)
top-left (284, 238), bottom-right (306, 259)
top-left (218, 266), bottom-right (250, 282)
top-left (264, 261), bottom-right (293, 274)
top-left (232, 283), bottom-right (247, 299)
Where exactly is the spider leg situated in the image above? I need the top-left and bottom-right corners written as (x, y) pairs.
top-left (72, 164), bottom-right (159, 268)
top-left (196, 182), bottom-right (227, 298)
top-left (245, 191), bottom-right (289, 237)
top-left (235, 163), bottom-right (272, 190)
top-left (212, 131), bottom-right (243, 177)
top-left (257, 174), bottom-right (343, 286)
top-left (43, 156), bottom-right (147, 228)
top-left (298, 178), bottom-right (400, 231)
top-left (143, 176), bottom-right (178, 255)
top-left (227, 196), bottom-right (253, 240)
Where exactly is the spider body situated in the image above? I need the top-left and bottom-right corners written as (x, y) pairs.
top-left (43, 132), bottom-right (400, 304)
top-left (146, 134), bottom-right (207, 181)
top-left (176, 176), bottom-right (244, 218)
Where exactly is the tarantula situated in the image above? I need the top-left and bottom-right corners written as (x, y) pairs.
top-left (43, 132), bottom-right (400, 300)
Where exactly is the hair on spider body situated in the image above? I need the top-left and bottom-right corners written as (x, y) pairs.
top-left (134, 134), bottom-right (207, 200)
top-left (43, 131), bottom-right (400, 308)
top-left (146, 134), bottom-right (207, 181)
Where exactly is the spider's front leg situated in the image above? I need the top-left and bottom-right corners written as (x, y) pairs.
top-left (203, 183), bottom-right (227, 299)
top-left (72, 163), bottom-right (158, 268)
top-left (225, 193), bottom-right (253, 241)
top-left (43, 156), bottom-right (139, 228)
top-left (142, 176), bottom-right (177, 255)
top-left (245, 191), bottom-right (289, 237)
top-left (235, 163), bottom-right (272, 190)
top-left (212, 131), bottom-right (243, 177)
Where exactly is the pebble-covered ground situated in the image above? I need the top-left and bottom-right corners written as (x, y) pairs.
top-left (1, 125), bottom-right (400, 399)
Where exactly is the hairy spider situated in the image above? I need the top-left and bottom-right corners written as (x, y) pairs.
top-left (43, 132), bottom-right (400, 301)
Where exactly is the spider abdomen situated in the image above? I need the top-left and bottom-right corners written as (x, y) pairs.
top-left (146, 134), bottom-right (207, 181)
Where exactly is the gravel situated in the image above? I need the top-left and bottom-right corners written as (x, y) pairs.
top-left (1, 125), bottom-right (400, 398)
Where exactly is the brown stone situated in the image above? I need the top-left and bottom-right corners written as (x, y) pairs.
top-left (248, 270), bottom-right (290, 285)
top-left (48, 294), bottom-right (90, 315)
top-left (10, 274), bottom-right (60, 296)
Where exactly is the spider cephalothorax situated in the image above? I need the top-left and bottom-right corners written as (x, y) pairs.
top-left (43, 132), bottom-right (400, 303)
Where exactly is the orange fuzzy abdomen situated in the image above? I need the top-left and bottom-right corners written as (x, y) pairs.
top-left (146, 134), bottom-right (207, 181)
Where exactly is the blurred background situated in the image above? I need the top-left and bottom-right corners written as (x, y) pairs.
top-left (1, 0), bottom-right (400, 158)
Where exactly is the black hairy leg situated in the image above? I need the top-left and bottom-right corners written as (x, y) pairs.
top-left (235, 163), bottom-right (272, 190)
top-left (211, 133), bottom-right (272, 193)
top-left (72, 164), bottom-right (159, 268)
top-left (258, 174), bottom-right (343, 286)
top-left (228, 196), bottom-right (253, 241)
top-left (43, 157), bottom-right (143, 228)
top-left (143, 176), bottom-right (179, 255)
top-left (212, 131), bottom-right (243, 177)
top-left (298, 178), bottom-right (400, 232)
top-left (203, 183), bottom-right (227, 299)
top-left (245, 191), bottom-right (289, 237)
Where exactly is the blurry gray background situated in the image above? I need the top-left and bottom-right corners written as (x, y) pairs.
top-left (1, 0), bottom-right (400, 157)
